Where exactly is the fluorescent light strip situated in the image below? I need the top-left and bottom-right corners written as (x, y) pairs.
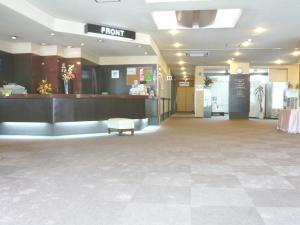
top-left (152, 9), bottom-right (242, 30)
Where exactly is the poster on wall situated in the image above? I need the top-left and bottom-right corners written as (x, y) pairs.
top-left (127, 67), bottom-right (136, 75)
top-left (139, 68), bottom-right (145, 81)
top-left (126, 66), bottom-right (153, 85)
top-left (111, 70), bottom-right (120, 79)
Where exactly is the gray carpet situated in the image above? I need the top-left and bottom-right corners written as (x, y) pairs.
top-left (0, 118), bottom-right (300, 225)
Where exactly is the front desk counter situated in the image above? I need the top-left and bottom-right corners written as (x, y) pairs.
top-left (0, 94), bottom-right (159, 136)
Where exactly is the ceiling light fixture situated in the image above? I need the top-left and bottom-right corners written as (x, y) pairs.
top-left (41, 43), bottom-right (47, 46)
top-left (275, 59), bottom-right (283, 65)
top-left (169, 29), bottom-right (179, 35)
top-left (178, 60), bottom-right (185, 65)
top-left (173, 42), bottom-right (182, 48)
top-left (234, 51), bottom-right (241, 56)
top-left (176, 52), bottom-right (184, 57)
top-left (181, 67), bottom-right (186, 70)
top-left (67, 45), bottom-right (72, 48)
top-left (50, 32), bottom-right (55, 36)
top-left (11, 36), bottom-right (17, 40)
top-left (152, 9), bottom-right (242, 30)
top-left (253, 27), bottom-right (266, 35)
top-left (291, 50), bottom-right (300, 57)
top-left (81, 43), bottom-right (85, 46)
top-left (241, 40), bottom-right (252, 47)
top-left (144, 51), bottom-right (148, 55)
top-left (98, 39), bottom-right (103, 43)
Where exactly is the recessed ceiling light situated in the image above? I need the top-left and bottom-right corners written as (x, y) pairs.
top-left (169, 29), bottom-right (179, 36)
top-left (11, 36), bottom-right (17, 40)
top-left (291, 50), bottom-right (300, 57)
top-left (41, 43), bottom-right (47, 46)
top-left (178, 60), bottom-right (185, 65)
top-left (81, 43), bottom-right (85, 46)
top-left (182, 71), bottom-right (187, 75)
top-left (181, 67), bottom-right (186, 70)
top-left (67, 45), bottom-right (72, 48)
top-left (241, 40), bottom-right (252, 47)
top-left (98, 39), bottom-right (103, 43)
top-left (152, 9), bottom-right (242, 30)
top-left (173, 42), bottom-right (182, 48)
top-left (275, 59), bottom-right (283, 64)
top-left (144, 51), bottom-right (148, 55)
top-left (233, 51), bottom-right (241, 56)
top-left (50, 32), bottom-right (55, 36)
top-left (176, 52), bottom-right (184, 57)
top-left (253, 27), bottom-right (265, 34)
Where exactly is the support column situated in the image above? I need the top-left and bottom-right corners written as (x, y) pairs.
top-left (194, 66), bottom-right (204, 117)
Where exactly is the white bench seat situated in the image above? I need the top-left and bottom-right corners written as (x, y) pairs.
top-left (107, 118), bottom-right (135, 135)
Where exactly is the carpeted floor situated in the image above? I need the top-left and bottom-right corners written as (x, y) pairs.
top-left (0, 118), bottom-right (300, 225)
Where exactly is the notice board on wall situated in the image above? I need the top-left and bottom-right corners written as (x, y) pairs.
top-left (229, 74), bottom-right (250, 119)
top-left (126, 67), bottom-right (153, 85)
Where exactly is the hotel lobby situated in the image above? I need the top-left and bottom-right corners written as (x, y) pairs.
top-left (0, 0), bottom-right (300, 225)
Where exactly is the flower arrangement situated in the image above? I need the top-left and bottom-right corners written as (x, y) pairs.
top-left (37, 80), bottom-right (52, 95)
top-left (61, 63), bottom-right (75, 81)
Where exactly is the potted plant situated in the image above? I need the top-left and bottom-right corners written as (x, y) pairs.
top-left (204, 76), bottom-right (214, 88)
top-left (61, 63), bottom-right (75, 94)
top-left (255, 85), bottom-right (265, 119)
top-left (37, 80), bottom-right (52, 95)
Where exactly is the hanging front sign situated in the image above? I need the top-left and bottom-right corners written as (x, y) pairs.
top-left (85, 24), bottom-right (136, 40)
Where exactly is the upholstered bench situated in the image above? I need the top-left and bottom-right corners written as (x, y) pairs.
top-left (107, 118), bottom-right (135, 136)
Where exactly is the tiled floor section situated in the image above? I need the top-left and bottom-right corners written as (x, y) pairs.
top-left (0, 118), bottom-right (300, 225)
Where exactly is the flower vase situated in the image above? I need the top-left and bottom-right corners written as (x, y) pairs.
top-left (64, 79), bottom-right (69, 94)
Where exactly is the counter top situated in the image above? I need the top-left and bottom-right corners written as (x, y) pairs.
top-left (0, 94), bottom-right (149, 99)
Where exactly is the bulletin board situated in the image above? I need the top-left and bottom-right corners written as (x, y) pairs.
top-left (126, 67), bottom-right (153, 85)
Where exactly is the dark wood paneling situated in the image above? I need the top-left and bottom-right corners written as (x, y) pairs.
top-left (42, 56), bottom-right (60, 93)
top-left (0, 50), bottom-right (13, 85)
top-left (32, 54), bottom-right (43, 93)
top-left (13, 54), bottom-right (32, 93)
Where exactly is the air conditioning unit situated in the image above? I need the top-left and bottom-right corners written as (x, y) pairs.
top-left (185, 51), bottom-right (209, 57)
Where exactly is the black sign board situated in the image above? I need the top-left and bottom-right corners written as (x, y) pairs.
top-left (229, 74), bottom-right (250, 119)
top-left (85, 24), bottom-right (136, 40)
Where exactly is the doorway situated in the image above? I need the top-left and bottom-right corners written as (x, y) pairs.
top-left (176, 86), bottom-right (194, 112)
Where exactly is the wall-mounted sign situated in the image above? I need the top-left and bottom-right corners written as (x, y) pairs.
top-left (179, 81), bottom-right (190, 87)
top-left (85, 24), bottom-right (136, 40)
top-left (166, 75), bottom-right (173, 81)
top-left (127, 67), bottom-right (137, 75)
top-left (111, 70), bottom-right (120, 79)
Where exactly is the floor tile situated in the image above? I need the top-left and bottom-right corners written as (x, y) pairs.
top-left (192, 174), bottom-right (241, 188)
top-left (192, 206), bottom-right (265, 225)
top-left (285, 176), bottom-right (300, 189)
top-left (257, 207), bottom-right (300, 225)
top-left (191, 187), bottom-right (254, 207)
top-left (132, 185), bottom-right (190, 205)
top-left (118, 203), bottom-right (191, 225)
top-left (142, 172), bottom-right (191, 187)
top-left (232, 166), bottom-right (278, 176)
top-left (247, 189), bottom-right (300, 207)
top-left (237, 175), bottom-right (294, 189)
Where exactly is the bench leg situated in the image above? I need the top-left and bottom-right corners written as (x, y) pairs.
top-left (108, 128), bottom-right (111, 134)
top-left (131, 129), bottom-right (134, 135)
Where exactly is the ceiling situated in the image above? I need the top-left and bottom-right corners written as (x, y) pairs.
top-left (2, 0), bottom-right (300, 78)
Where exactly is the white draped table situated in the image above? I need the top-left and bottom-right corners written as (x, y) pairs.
top-left (277, 109), bottom-right (300, 134)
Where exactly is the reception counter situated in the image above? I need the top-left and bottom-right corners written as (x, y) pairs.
top-left (0, 94), bottom-right (159, 136)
